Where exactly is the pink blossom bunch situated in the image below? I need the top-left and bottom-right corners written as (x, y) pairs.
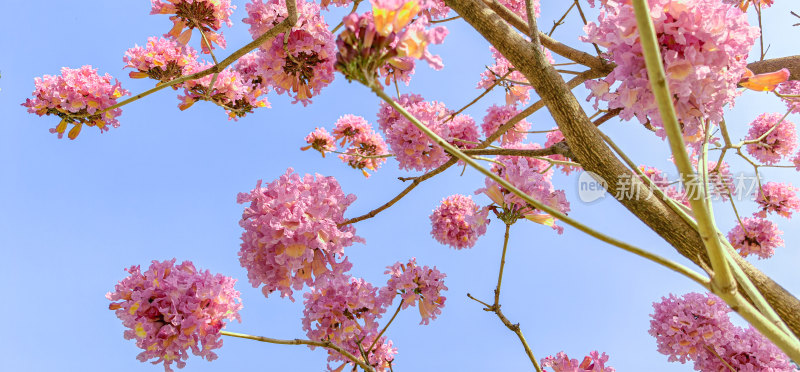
top-left (727, 217), bottom-right (784, 259)
top-left (151, 0), bottom-right (235, 53)
top-left (380, 258), bottom-right (448, 325)
top-left (237, 169), bottom-right (363, 299)
top-left (447, 114), bottom-right (480, 149)
top-left (107, 259), bottom-right (242, 372)
top-left (544, 129), bottom-right (581, 175)
top-left (777, 80), bottom-right (800, 114)
top-left (22, 66), bottom-right (130, 140)
top-left (332, 115), bottom-right (389, 177)
top-left (178, 62), bottom-right (269, 119)
top-left (541, 351), bottom-right (616, 372)
top-left (649, 292), bottom-right (795, 370)
top-left (477, 143), bottom-right (570, 231)
top-left (481, 104), bottom-right (531, 145)
top-left (234, 50), bottom-right (270, 94)
top-left (124, 37), bottom-right (199, 84)
top-left (302, 273), bottom-right (396, 371)
top-left (301, 127), bottom-right (336, 157)
top-left (477, 46), bottom-right (553, 105)
top-left (744, 113), bottom-right (797, 165)
top-left (376, 93), bottom-right (452, 171)
top-left (429, 194), bottom-right (490, 249)
top-left (582, 0), bottom-right (759, 142)
top-left (243, 0), bottom-right (335, 105)
top-left (755, 182), bottom-right (800, 218)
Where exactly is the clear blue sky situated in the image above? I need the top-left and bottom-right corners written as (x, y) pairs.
top-left (2, 1), bottom-right (799, 371)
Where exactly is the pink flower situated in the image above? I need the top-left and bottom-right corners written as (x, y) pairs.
top-left (727, 217), bottom-right (784, 259)
top-left (649, 291), bottom-right (795, 371)
top-left (777, 80), bottom-right (800, 114)
top-left (178, 62), bottom-right (269, 119)
top-left (582, 0), bottom-right (759, 143)
top-left (745, 113), bottom-right (797, 165)
top-left (331, 115), bottom-right (389, 177)
top-left (481, 104), bottom-right (531, 145)
top-left (376, 94), bottom-right (452, 171)
top-left (301, 127), bottom-right (336, 157)
top-left (755, 182), bottom-right (800, 218)
top-left (380, 258), bottom-right (447, 325)
top-left (234, 50), bottom-right (271, 95)
top-left (429, 194), bottom-right (490, 249)
top-left (476, 143), bottom-right (570, 231)
top-left (151, 0), bottom-right (235, 53)
top-left (541, 351), bottom-right (616, 372)
top-left (243, 0), bottom-right (335, 105)
top-left (22, 66), bottom-right (130, 139)
top-left (124, 37), bottom-right (199, 84)
top-left (545, 129), bottom-right (581, 175)
top-left (302, 273), bottom-right (395, 371)
top-left (477, 46), bottom-right (553, 105)
top-left (107, 259), bottom-right (242, 372)
top-left (447, 114), bottom-right (480, 149)
top-left (237, 169), bottom-right (363, 300)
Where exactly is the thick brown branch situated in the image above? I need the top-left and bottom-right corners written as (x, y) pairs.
top-left (447, 0), bottom-right (800, 338)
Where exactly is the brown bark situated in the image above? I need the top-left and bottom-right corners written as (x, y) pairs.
top-left (445, 0), bottom-right (800, 338)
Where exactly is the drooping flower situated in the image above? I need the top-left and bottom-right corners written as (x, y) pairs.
top-left (582, 0), bottom-right (759, 143)
top-left (476, 143), bottom-right (570, 231)
top-left (481, 104), bottom-right (531, 145)
top-left (22, 66), bottom-right (130, 139)
top-left (178, 62), bottom-right (269, 119)
top-left (151, 0), bottom-right (235, 53)
top-left (376, 93), bottom-right (452, 171)
top-left (755, 182), bottom-right (800, 218)
top-left (107, 259), bottom-right (242, 372)
top-left (477, 46), bottom-right (554, 105)
top-left (124, 37), bottom-right (199, 84)
top-left (380, 258), bottom-right (447, 325)
top-left (243, 0), bottom-right (335, 104)
top-left (429, 194), bottom-right (490, 249)
top-left (544, 129), bottom-right (581, 175)
top-left (726, 217), bottom-right (784, 259)
top-left (541, 351), bottom-right (616, 372)
top-left (301, 127), bottom-right (336, 157)
top-left (237, 169), bottom-right (363, 300)
top-left (302, 273), bottom-right (395, 371)
top-left (739, 68), bottom-right (790, 92)
top-left (777, 80), bottom-right (800, 114)
top-left (745, 113), bottom-right (797, 165)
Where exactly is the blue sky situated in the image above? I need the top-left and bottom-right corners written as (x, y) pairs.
top-left (2, 1), bottom-right (799, 371)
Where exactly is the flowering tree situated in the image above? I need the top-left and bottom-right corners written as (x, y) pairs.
top-left (16, 0), bottom-right (800, 370)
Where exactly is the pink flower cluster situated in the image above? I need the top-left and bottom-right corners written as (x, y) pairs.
top-left (302, 127), bottom-right (337, 157)
top-left (649, 292), bottom-right (795, 371)
top-left (545, 129), bottom-right (581, 175)
top-left (332, 115), bottom-right (390, 177)
top-left (178, 61), bottom-right (269, 119)
top-left (429, 194), bottom-right (490, 249)
top-left (477, 143), bottom-right (570, 231)
top-left (380, 258), bottom-right (448, 325)
top-left (237, 169), bottom-right (363, 300)
top-left (582, 0), bottom-right (759, 143)
top-left (777, 80), bottom-right (800, 114)
top-left (541, 351), bottom-right (616, 372)
top-left (107, 259), bottom-right (242, 372)
top-left (243, 0), bottom-right (335, 105)
top-left (447, 114), bottom-right (481, 149)
top-left (727, 217), bottom-right (784, 259)
top-left (22, 66), bottom-right (130, 139)
top-left (376, 93), bottom-right (452, 171)
top-left (481, 104), bottom-right (531, 145)
top-left (745, 113), bottom-right (797, 165)
top-left (755, 182), bottom-right (800, 218)
top-left (151, 0), bottom-right (235, 53)
top-left (302, 274), bottom-right (396, 371)
top-left (477, 46), bottom-right (553, 105)
top-left (124, 37), bottom-right (199, 84)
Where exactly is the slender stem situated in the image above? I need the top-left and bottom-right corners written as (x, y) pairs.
top-left (366, 299), bottom-right (404, 353)
top-left (331, 0), bottom-right (362, 33)
top-left (705, 344), bottom-right (736, 372)
top-left (370, 84), bottom-right (710, 289)
top-left (220, 331), bottom-right (376, 372)
top-left (494, 224), bottom-right (512, 306)
top-left (430, 15), bottom-right (462, 24)
top-left (547, 2), bottom-right (576, 37)
top-left (445, 70), bottom-right (512, 123)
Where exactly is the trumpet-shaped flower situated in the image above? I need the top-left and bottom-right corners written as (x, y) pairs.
top-left (429, 194), bottom-right (490, 249)
top-left (380, 258), bottom-right (447, 325)
top-left (745, 113), bottom-right (797, 165)
top-left (727, 217), bottom-right (784, 259)
top-left (151, 0), bottom-right (234, 53)
top-left (124, 37), bottom-right (199, 84)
